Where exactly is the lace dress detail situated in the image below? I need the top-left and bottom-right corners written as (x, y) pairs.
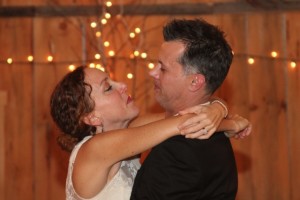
top-left (66, 136), bottom-right (141, 200)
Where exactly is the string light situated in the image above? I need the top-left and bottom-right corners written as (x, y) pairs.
top-left (133, 50), bottom-right (140, 57)
top-left (95, 53), bottom-right (101, 59)
top-left (1, 10), bottom-right (298, 81)
top-left (47, 55), bottom-right (53, 62)
top-left (141, 52), bottom-right (147, 59)
top-left (96, 31), bottom-right (101, 37)
top-left (108, 50), bottom-right (115, 57)
top-left (1, 54), bottom-right (299, 68)
top-left (27, 55), bottom-right (34, 62)
top-left (129, 32), bottom-right (136, 38)
top-left (68, 64), bottom-right (76, 71)
top-left (129, 53), bottom-right (135, 59)
top-left (290, 61), bottom-right (297, 69)
top-left (106, 1), bottom-right (112, 7)
top-left (0, 1), bottom-right (298, 85)
top-left (148, 63), bottom-right (155, 69)
top-left (248, 57), bottom-right (255, 65)
top-left (89, 63), bottom-right (95, 68)
top-left (271, 51), bottom-right (278, 58)
top-left (127, 73), bottom-right (133, 79)
top-left (95, 64), bottom-right (105, 71)
top-left (101, 19), bottom-right (107, 25)
top-left (90, 22), bottom-right (97, 28)
top-left (7, 58), bottom-right (13, 64)
top-left (104, 41), bottom-right (110, 47)
top-left (104, 13), bottom-right (111, 19)
top-left (135, 27), bottom-right (141, 34)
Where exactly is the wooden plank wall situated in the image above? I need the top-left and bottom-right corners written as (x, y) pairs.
top-left (286, 12), bottom-right (300, 200)
top-left (0, 91), bottom-right (7, 200)
top-left (0, 2), bottom-right (300, 200)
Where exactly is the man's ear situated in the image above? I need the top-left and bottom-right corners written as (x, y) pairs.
top-left (189, 74), bottom-right (205, 92)
top-left (83, 114), bottom-right (102, 126)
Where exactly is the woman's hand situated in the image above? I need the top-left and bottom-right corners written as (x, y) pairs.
top-left (224, 114), bottom-right (252, 139)
top-left (177, 103), bottom-right (225, 139)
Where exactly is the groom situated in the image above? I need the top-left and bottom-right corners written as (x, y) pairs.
top-left (130, 18), bottom-right (238, 199)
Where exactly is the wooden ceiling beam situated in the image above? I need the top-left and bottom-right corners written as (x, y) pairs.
top-left (245, 0), bottom-right (295, 9)
top-left (1, 2), bottom-right (300, 18)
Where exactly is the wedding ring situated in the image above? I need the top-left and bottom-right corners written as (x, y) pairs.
top-left (202, 128), bottom-right (208, 135)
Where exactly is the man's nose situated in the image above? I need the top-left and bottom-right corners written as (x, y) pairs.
top-left (149, 65), bottom-right (160, 79)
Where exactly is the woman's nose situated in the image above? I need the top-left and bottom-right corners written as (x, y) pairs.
top-left (118, 82), bottom-right (127, 94)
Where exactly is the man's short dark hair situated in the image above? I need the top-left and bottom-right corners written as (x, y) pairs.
top-left (163, 18), bottom-right (233, 94)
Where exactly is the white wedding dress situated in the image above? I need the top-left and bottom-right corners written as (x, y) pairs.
top-left (66, 136), bottom-right (141, 200)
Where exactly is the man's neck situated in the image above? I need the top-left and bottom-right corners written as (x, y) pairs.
top-left (164, 95), bottom-right (211, 117)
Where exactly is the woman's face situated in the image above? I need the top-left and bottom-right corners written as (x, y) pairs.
top-left (84, 68), bottom-right (139, 131)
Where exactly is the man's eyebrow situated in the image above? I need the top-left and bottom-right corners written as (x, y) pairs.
top-left (158, 60), bottom-right (164, 66)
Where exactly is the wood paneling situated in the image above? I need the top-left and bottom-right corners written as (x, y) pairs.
top-left (0, 91), bottom-right (7, 200)
top-left (0, 2), bottom-right (299, 199)
top-left (0, 17), bottom-right (34, 200)
top-left (286, 12), bottom-right (300, 200)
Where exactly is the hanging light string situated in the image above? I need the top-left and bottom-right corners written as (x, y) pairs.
top-left (1, 52), bottom-right (298, 67)
top-left (1, 1), bottom-right (298, 75)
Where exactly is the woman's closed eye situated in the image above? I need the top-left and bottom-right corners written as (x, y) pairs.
top-left (104, 85), bottom-right (112, 92)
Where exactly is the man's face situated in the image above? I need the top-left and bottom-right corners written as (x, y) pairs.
top-left (149, 41), bottom-right (190, 114)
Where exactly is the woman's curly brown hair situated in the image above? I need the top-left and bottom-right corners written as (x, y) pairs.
top-left (50, 66), bottom-right (97, 152)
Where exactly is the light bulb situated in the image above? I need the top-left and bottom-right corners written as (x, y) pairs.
top-left (271, 51), bottom-right (278, 58)
top-left (7, 58), bottom-right (13, 64)
top-left (105, 13), bottom-right (111, 19)
top-left (290, 61), bottom-right (296, 69)
top-left (89, 63), bottom-right (95, 68)
top-left (106, 1), bottom-right (112, 7)
top-left (129, 32), bottom-right (135, 38)
top-left (90, 22), bottom-right (97, 28)
top-left (101, 19), bottom-right (107, 25)
top-left (135, 27), bottom-right (141, 34)
top-left (96, 31), bottom-right (101, 37)
top-left (68, 64), bottom-right (76, 71)
top-left (108, 50), bottom-right (115, 57)
top-left (95, 53), bottom-right (101, 59)
top-left (27, 55), bottom-right (34, 62)
top-left (133, 50), bottom-right (140, 57)
top-left (127, 73), bottom-right (133, 79)
top-left (104, 41), bottom-right (110, 47)
top-left (248, 58), bottom-right (254, 64)
top-left (47, 55), bottom-right (53, 62)
top-left (148, 63), bottom-right (155, 69)
top-left (141, 52), bottom-right (147, 59)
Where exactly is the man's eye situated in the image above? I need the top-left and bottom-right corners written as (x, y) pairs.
top-left (105, 85), bottom-right (112, 92)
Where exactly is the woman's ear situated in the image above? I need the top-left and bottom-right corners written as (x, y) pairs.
top-left (83, 114), bottom-right (102, 126)
top-left (189, 74), bottom-right (205, 92)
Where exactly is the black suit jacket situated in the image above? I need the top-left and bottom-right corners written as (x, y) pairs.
top-left (130, 132), bottom-right (237, 200)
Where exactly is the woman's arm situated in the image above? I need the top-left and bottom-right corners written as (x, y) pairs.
top-left (87, 114), bottom-right (193, 165)
top-left (179, 113), bottom-right (251, 139)
top-left (129, 113), bottom-right (165, 128)
top-left (129, 100), bottom-right (226, 130)
top-left (223, 114), bottom-right (252, 139)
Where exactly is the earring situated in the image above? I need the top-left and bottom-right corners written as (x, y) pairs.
top-left (93, 117), bottom-right (99, 121)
